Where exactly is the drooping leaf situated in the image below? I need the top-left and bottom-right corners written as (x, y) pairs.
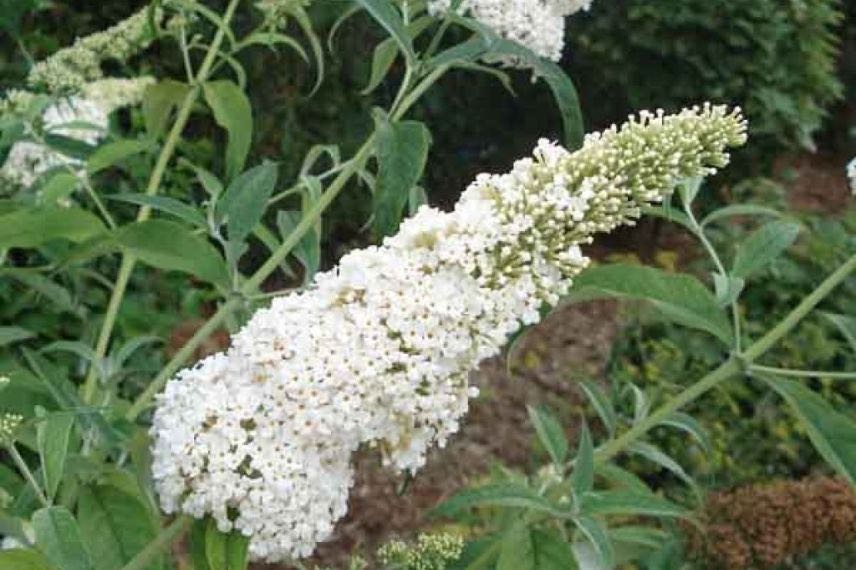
top-left (527, 405), bottom-right (568, 467)
top-left (32, 507), bottom-right (93, 570)
top-left (640, 205), bottom-right (694, 232)
top-left (108, 194), bottom-right (207, 228)
top-left (580, 491), bottom-right (691, 520)
top-left (731, 221), bottom-right (801, 279)
top-left (821, 312), bottom-right (856, 353)
top-left (0, 326), bottom-right (35, 347)
top-left (216, 161), bottom-right (279, 244)
top-left (431, 483), bottom-right (567, 518)
top-left (142, 80), bottom-right (191, 137)
top-left (595, 464), bottom-right (651, 495)
top-left (37, 410), bottom-right (74, 501)
top-left (373, 119), bottom-right (432, 237)
top-left (627, 442), bottom-right (699, 497)
top-left (77, 485), bottom-right (164, 570)
top-left (276, 210), bottom-right (319, 282)
top-left (486, 39), bottom-right (584, 149)
top-left (566, 264), bottom-right (733, 345)
top-left (87, 139), bottom-right (153, 174)
top-left (700, 204), bottom-right (783, 227)
top-left (658, 412), bottom-right (713, 455)
top-left (765, 377), bottom-right (856, 485)
top-left (203, 80), bottom-right (253, 181)
top-left (579, 380), bottom-right (618, 436)
top-left (114, 220), bottom-right (229, 289)
top-left (0, 208), bottom-right (105, 248)
top-left (39, 172), bottom-right (80, 205)
top-left (354, 0), bottom-right (415, 62)
top-left (570, 420), bottom-right (594, 497)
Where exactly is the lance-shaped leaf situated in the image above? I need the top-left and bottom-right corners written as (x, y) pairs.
top-left (0, 208), bottom-right (105, 249)
top-left (580, 491), bottom-right (691, 520)
top-left (431, 483), bottom-right (568, 518)
top-left (527, 405), bottom-right (568, 467)
top-left (573, 516), bottom-right (613, 570)
top-left (570, 420), bottom-right (594, 497)
top-left (373, 119), bottom-right (432, 237)
top-left (0, 549), bottom-right (57, 570)
top-left (36, 410), bottom-right (74, 501)
top-left (216, 161), bottom-right (279, 244)
top-left (731, 220), bottom-right (801, 278)
top-left (77, 484), bottom-right (164, 570)
top-left (566, 264), bottom-right (733, 345)
top-left (33, 507), bottom-right (93, 570)
top-left (115, 220), bottom-right (229, 289)
top-left (203, 80), bottom-right (253, 181)
top-left (87, 139), bottom-right (153, 174)
top-left (354, 0), bottom-right (415, 63)
top-left (579, 380), bottom-right (618, 436)
top-left (765, 377), bottom-right (856, 485)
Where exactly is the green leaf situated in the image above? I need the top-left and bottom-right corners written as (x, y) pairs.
top-left (532, 529), bottom-right (577, 570)
top-left (765, 377), bottom-right (856, 485)
top-left (487, 39), bottom-right (583, 149)
top-left (276, 210), bottom-right (320, 282)
top-left (627, 442), bottom-right (698, 497)
top-left (700, 204), bottom-right (783, 227)
top-left (362, 17), bottom-right (433, 94)
top-left (527, 405), bottom-right (568, 467)
top-left (189, 519), bottom-right (209, 570)
top-left (567, 264), bottom-right (732, 345)
top-left (712, 273), bottom-right (745, 307)
top-left (640, 205), bottom-right (694, 232)
top-left (354, 0), bottom-right (415, 63)
top-left (677, 178), bottom-right (702, 206)
top-left (0, 549), bottom-right (58, 570)
top-left (33, 507), bottom-right (93, 570)
top-left (373, 119), bottom-right (432, 237)
top-left (87, 139), bottom-right (153, 174)
top-left (595, 464), bottom-right (651, 495)
top-left (77, 485), bottom-right (164, 570)
top-left (143, 80), bottom-right (191, 137)
top-left (579, 380), bottom-right (617, 436)
top-left (431, 483), bottom-right (567, 518)
top-left (37, 411), bottom-right (74, 501)
top-left (570, 420), bottom-right (594, 497)
top-left (497, 524), bottom-right (534, 570)
top-left (39, 172), bottom-right (80, 205)
top-left (115, 220), bottom-right (229, 289)
top-left (731, 221), bottom-right (801, 278)
top-left (0, 208), bottom-right (105, 248)
top-left (821, 312), bottom-right (856, 353)
top-left (581, 491), bottom-right (690, 520)
top-left (202, 518), bottom-right (249, 570)
top-left (0, 326), bottom-right (35, 347)
top-left (216, 162), bottom-right (279, 244)
top-left (203, 80), bottom-right (253, 181)
top-left (658, 412), bottom-right (713, 455)
top-left (108, 194), bottom-right (206, 228)
top-left (574, 516), bottom-right (613, 570)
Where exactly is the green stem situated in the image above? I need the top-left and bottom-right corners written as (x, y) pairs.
top-left (126, 66), bottom-right (452, 422)
top-left (684, 202), bottom-right (742, 352)
top-left (120, 515), bottom-right (191, 570)
top-left (749, 364), bottom-right (856, 380)
top-left (594, 252), bottom-right (856, 464)
top-left (81, 0), bottom-right (243, 404)
top-left (7, 443), bottom-right (49, 507)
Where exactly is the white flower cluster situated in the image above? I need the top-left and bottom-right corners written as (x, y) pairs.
top-left (1, 77), bottom-right (153, 191)
top-left (427, 0), bottom-right (595, 62)
top-left (151, 104), bottom-right (747, 563)
top-left (847, 157), bottom-right (856, 196)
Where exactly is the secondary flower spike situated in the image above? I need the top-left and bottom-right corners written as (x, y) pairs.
top-left (151, 104), bottom-right (747, 563)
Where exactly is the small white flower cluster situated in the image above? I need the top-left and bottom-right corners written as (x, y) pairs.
top-left (0, 413), bottom-right (22, 445)
top-left (1, 77), bottom-right (153, 191)
top-left (427, 0), bottom-right (595, 63)
top-left (847, 157), bottom-right (856, 196)
top-left (151, 104), bottom-right (747, 563)
top-left (27, 7), bottom-right (159, 94)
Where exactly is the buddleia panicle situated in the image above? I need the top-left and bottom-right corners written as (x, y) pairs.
top-left (377, 533), bottom-right (465, 570)
top-left (27, 7), bottom-right (161, 94)
top-left (151, 104), bottom-right (747, 563)
top-left (427, 0), bottom-right (595, 64)
top-left (0, 413), bottom-right (23, 445)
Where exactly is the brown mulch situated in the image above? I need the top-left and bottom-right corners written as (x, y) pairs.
top-left (774, 152), bottom-right (852, 216)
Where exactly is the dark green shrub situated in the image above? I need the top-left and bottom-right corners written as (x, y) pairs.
top-left (566, 0), bottom-right (844, 162)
